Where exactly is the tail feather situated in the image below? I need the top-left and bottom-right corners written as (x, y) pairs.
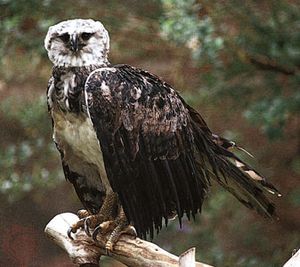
top-left (192, 121), bottom-right (280, 218)
top-left (213, 156), bottom-right (277, 218)
top-left (212, 133), bottom-right (281, 197)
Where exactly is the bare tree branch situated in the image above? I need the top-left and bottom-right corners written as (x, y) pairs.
top-left (248, 54), bottom-right (296, 76)
top-left (44, 213), bottom-right (214, 267)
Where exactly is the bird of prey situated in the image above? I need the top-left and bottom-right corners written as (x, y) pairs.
top-left (44, 19), bottom-right (280, 251)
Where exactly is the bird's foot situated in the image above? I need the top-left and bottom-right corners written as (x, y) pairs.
top-left (67, 210), bottom-right (106, 239)
top-left (92, 220), bottom-right (137, 253)
top-left (82, 213), bottom-right (107, 237)
top-left (67, 206), bottom-right (136, 253)
top-left (67, 209), bottom-right (89, 239)
top-left (68, 191), bottom-right (118, 239)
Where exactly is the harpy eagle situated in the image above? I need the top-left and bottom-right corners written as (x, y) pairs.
top-left (44, 19), bottom-right (280, 250)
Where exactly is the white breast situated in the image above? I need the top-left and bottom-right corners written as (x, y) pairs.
top-left (53, 111), bottom-right (110, 189)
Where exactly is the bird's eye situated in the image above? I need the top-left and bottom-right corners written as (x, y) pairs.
top-left (58, 33), bottom-right (70, 43)
top-left (81, 32), bottom-right (94, 41)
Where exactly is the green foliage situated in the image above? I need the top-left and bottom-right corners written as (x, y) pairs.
top-left (160, 0), bottom-right (300, 139)
top-left (1, 96), bottom-right (49, 134)
top-left (0, 141), bottom-right (63, 202)
top-left (161, 0), bottom-right (223, 63)
top-left (0, 0), bottom-right (57, 56)
top-left (0, 96), bottom-right (62, 202)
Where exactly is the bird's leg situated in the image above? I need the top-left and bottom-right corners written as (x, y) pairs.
top-left (105, 207), bottom-right (137, 252)
top-left (84, 191), bottom-right (118, 235)
top-left (92, 206), bottom-right (137, 253)
top-left (68, 191), bottom-right (118, 239)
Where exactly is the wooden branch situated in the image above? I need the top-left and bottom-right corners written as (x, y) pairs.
top-left (283, 249), bottom-right (300, 267)
top-left (44, 213), bottom-right (214, 267)
top-left (179, 247), bottom-right (196, 267)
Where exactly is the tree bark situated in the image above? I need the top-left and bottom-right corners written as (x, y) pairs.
top-left (44, 213), bottom-right (213, 267)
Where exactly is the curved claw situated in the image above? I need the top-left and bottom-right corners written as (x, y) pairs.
top-left (123, 225), bottom-right (137, 238)
top-left (84, 218), bottom-right (91, 236)
top-left (92, 225), bottom-right (102, 241)
top-left (67, 227), bottom-right (74, 240)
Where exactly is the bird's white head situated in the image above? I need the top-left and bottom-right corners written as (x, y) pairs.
top-left (44, 19), bottom-right (110, 67)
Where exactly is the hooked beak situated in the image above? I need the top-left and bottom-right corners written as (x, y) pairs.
top-left (70, 34), bottom-right (79, 52)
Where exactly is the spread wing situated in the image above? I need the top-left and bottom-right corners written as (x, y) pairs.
top-left (85, 64), bottom-right (279, 238)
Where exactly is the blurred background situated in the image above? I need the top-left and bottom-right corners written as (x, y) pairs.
top-left (0, 0), bottom-right (299, 266)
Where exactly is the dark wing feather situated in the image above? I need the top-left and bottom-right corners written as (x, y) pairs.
top-left (85, 64), bottom-right (279, 238)
top-left (85, 65), bottom-right (210, 238)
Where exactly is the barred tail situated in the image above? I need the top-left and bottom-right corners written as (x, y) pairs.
top-left (211, 133), bottom-right (281, 198)
top-left (189, 109), bottom-right (281, 218)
